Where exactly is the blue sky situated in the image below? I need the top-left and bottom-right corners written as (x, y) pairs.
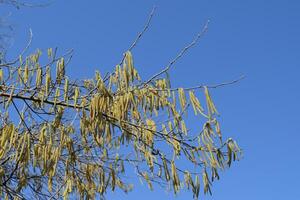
top-left (3, 0), bottom-right (300, 199)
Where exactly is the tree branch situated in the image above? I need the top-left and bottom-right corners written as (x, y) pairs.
top-left (144, 19), bottom-right (210, 85)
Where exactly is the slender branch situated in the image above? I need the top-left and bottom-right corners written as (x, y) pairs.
top-left (0, 28), bottom-right (33, 67)
top-left (144, 20), bottom-right (210, 85)
top-left (128, 6), bottom-right (157, 52)
top-left (103, 6), bottom-right (157, 82)
top-left (120, 6), bottom-right (156, 65)
top-left (2, 0), bottom-right (53, 9)
top-left (153, 75), bottom-right (245, 91)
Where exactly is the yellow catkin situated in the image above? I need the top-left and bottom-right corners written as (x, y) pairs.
top-left (178, 88), bottom-right (186, 110)
top-left (0, 68), bottom-right (3, 83)
top-left (23, 65), bottom-right (29, 84)
top-left (45, 66), bottom-right (51, 96)
top-left (6, 87), bottom-right (15, 109)
top-left (204, 86), bottom-right (218, 116)
top-left (189, 90), bottom-right (204, 115)
top-left (74, 87), bottom-right (79, 107)
top-left (64, 77), bottom-right (69, 102)
top-left (54, 87), bottom-right (60, 107)
top-left (171, 161), bottom-right (180, 193)
top-left (47, 48), bottom-right (53, 58)
top-left (36, 67), bottom-right (42, 87)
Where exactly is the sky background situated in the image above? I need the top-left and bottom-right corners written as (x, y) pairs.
top-left (2, 0), bottom-right (300, 199)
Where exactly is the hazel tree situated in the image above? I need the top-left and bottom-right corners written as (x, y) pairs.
top-left (0, 5), bottom-right (242, 200)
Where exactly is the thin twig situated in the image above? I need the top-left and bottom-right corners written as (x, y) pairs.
top-left (11, 99), bottom-right (31, 132)
top-left (206, 75), bottom-right (245, 89)
top-left (103, 6), bottom-right (157, 82)
top-left (119, 6), bottom-right (157, 65)
top-left (0, 28), bottom-right (33, 67)
top-left (144, 20), bottom-right (210, 85)
top-left (153, 75), bottom-right (245, 91)
top-left (4, 0), bottom-right (53, 9)
top-left (128, 6), bottom-right (157, 52)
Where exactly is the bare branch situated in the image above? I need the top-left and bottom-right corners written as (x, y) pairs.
top-left (144, 19), bottom-right (210, 85)
top-left (153, 75), bottom-right (245, 91)
top-left (119, 6), bottom-right (157, 65)
top-left (128, 6), bottom-right (157, 52)
top-left (0, 28), bottom-right (32, 67)
top-left (0, 0), bottom-right (53, 9)
top-left (103, 6), bottom-right (157, 82)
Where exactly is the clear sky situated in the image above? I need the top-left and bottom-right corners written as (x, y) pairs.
top-left (3, 0), bottom-right (300, 199)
